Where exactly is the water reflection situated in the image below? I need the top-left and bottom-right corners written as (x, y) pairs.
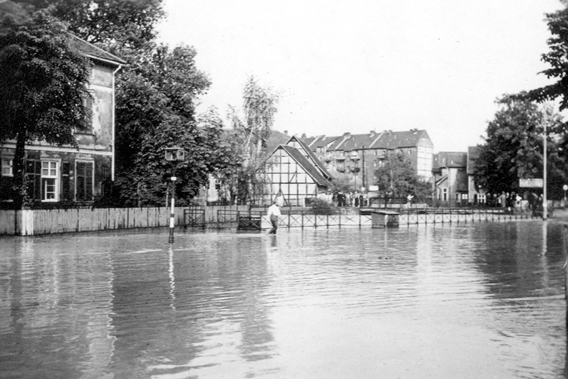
top-left (0, 222), bottom-right (566, 378)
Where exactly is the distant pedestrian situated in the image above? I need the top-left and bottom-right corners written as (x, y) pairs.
top-left (267, 201), bottom-right (281, 234)
top-left (406, 194), bottom-right (414, 208)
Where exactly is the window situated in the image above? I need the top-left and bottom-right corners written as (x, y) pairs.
top-left (1, 158), bottom-right (13, 176)
top-left (41, 161), bottom-right (59, 201)
top-left (76, 161), bottom-right (94, 201)
top-left (26, 160), bottom-right (42, 201)
top-left (443, 188), bottom-right (447, 201)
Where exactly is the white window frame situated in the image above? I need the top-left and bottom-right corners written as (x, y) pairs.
top-left (41, 160), bottom-right (59, 202)
top-left (2, 158), bottom-right (13, 176)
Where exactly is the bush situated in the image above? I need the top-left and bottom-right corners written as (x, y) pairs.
top-left (310, 198), bottom-right (337, 215)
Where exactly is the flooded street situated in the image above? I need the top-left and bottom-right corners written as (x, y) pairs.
top-left (0, 221), bottom-right (566, 378)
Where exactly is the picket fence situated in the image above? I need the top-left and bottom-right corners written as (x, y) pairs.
top-left (0, 207), bottom-right (183, 236)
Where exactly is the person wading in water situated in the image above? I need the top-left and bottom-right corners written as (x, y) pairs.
top-left (267, 201), bottom-right (281, 234)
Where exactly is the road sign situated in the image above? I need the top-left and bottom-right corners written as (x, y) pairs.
top-left (519, 178), bottom-right (543, 188)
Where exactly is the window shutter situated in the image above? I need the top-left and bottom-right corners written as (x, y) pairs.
top-left (85, 163), bottom-right (93, 200)
top-left (62, 162), bottom-right (70, 200)
top-left (76, 162), bottom-right (85, 201)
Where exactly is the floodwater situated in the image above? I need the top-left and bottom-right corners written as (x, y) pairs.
top-left (0, 221), bottom-right (566, 379)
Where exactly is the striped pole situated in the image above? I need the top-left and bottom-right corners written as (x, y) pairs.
top-left (168, 176), bottom-right (177, 244)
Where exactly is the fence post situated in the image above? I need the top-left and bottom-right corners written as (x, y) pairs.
top-left (314, 212), bottom-right (319, 228)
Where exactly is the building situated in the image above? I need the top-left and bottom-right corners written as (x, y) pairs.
top-left (432, 152), bottom-right (469, 206)
top-left (262, 135), bottom-right (332, 206)
top-left (0, 33), bottom-right (125, 205)
top-left (302, 129), bottom-right (434, 191)
top-left (466, 146), bottom-right (487, 205)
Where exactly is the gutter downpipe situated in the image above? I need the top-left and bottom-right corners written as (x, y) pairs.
top-left (111, 64), bottom-right (122, 181)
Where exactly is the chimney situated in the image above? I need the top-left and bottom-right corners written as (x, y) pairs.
top-left (284, 130), bottom-right (288, 135)
top-left (370, 130), bottom-right (376, 138)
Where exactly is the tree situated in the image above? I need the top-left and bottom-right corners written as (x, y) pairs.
top-left (473, 95), bottom-right (567, 198)
top-left (117, 109), bottom-right (238, 206)
top-left (329, 172), bottom-right (354, 193)
top-left (375, 151), bottom-right (431, 201)
top-left (22, 0), bottom-right (239, 206)
top-left (15, 0), bottom-right (164, 51)
top-left (0, 13), bottom-right (91, 208)
top-left (524, 7), bottom-right (568, 112)
top-left (227, 76), bottom-right (279, 204)
top-left (113, 44), bottom-right (211, 180)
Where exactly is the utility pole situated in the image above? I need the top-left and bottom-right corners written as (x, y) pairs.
top-left (543, 109), bottom-right (548, 220)
top-left (361, 145), bottom-right (366, 191)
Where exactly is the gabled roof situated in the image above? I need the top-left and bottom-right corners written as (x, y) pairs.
top-left (370, 130), bottom-right (430, 149)
top-left (307, 135), bottom-right (340, 148)
top-left (0, 1), bottom-right (125, 66)
top-left (467, 146), bottom-right (480, 175)
top-left (264, 130), bottom-right (291, 157)
top-left (67, 33), bottom-right (126, 66)
top-left (286, 135), bottom-right (332, 179)
top-left (433, 152), bottom-right (468, 169)
top-left (341, 133), bottom-right (375, 150)
top-left (301, 129), bottom-right (432, 152)
top-left (280, 146), bottom-right (331, 187)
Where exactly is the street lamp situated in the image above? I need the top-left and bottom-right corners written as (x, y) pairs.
top-left (165, 146), bottom-right (185, 243)
top-left (543, 111), bottom-right (548, 220)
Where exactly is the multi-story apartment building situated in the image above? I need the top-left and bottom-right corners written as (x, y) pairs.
top-left (302, 129), bottom-right (434, 191)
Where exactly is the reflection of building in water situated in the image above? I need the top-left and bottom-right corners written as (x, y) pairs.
top-left (0, 238), bottom-right (116, 378)
top-left (415, 226), bottom-right (489, 325)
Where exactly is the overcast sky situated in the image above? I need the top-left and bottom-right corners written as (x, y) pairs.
top-left (157, 0), bottom-right (564, 153)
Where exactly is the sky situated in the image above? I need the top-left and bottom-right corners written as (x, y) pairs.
top-left (157, 0), bottom-right (565, 153)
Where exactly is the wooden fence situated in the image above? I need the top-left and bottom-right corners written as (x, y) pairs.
top-left (0, 205), bottom-right (252, 236)
top-left (0, 205), bottom-right (545, 236)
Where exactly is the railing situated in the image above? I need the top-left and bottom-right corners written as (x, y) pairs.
top-left (183, 206), bottom-right (205, 228)
top-left (397, 207), bottom-right (537, 226)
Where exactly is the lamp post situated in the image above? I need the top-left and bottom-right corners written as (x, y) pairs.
top-left (165, 146), bottom-right (185, 243)
top-left (543, 113), bottom-right (548, 220)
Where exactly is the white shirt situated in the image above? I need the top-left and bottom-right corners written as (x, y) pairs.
top-left (267, 204), bottom-right (281, 217)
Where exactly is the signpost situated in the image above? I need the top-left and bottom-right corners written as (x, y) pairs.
top-left (165, 147), bottom-right (185, 244)
top-left (519, 178), bottom-right (543, 188)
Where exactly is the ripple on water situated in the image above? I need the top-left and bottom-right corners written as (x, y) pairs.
top-left (0, 223), bottom-right (566, 379)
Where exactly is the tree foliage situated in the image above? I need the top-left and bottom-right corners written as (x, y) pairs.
top-left (524, 7), bottom-right (568, 111)
top-left (0, 12), bottom-right (91, 207)
top-left (17, 0), bottom-right (241, 206)
top-left (473, 95), bottom-right (567, 197)
top-left (226, 76), bottom-right (279, 204)
top-left (14, 0), bottom-right (164, 51)
top-left (374, 151), bottom-right (431, 201)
